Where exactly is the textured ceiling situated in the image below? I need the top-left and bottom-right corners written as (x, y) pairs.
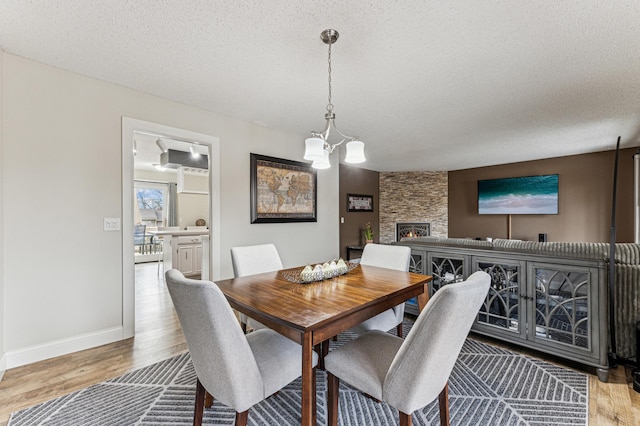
top-left (1, 1), bottom-right (640, 171)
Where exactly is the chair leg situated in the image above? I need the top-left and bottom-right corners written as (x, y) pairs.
top-left (235, 410), bottom-right (249, 426)
top-left (399, 411), bottom-right (413, 426)
top-left (194, 378), bottom-right (206, 426)
top-left (396, 323), bottom-right (403, 338)
top-left (316, 340), bottom-right (330, 370)
top-left (205, 391), bottom-right (214, 408)
top-left (327, 372), bottom-right (340, 426)
top-left (157, 249), bottom-right (163, 276)
top-left (438, 381), bottom-right (450, 426)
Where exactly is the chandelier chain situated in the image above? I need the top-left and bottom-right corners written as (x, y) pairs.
top-left (327, 39), bottom-right (333, 112)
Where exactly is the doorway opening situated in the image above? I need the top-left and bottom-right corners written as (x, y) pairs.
top-left (122, 117), bottom-right (220, 338)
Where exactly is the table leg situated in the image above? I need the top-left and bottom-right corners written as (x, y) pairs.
top-left (417, 282), bottom-right (430, 312)
top-left (301, 331), bottom-right (316, 426)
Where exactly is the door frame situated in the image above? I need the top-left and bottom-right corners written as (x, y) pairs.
top-left (121, 117), bottom-right (221, 338)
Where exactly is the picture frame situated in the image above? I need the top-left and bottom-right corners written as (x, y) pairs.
top-left (250, 153), bottom-right (317, 223)
top-left (347, 193), bottom-right (374, 212)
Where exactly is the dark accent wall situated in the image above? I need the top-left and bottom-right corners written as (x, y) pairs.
top-left (339, 164), bottom-right (379, 259)
top-left (448, 148), bottom-right (637, 242)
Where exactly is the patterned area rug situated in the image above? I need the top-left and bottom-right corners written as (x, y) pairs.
top-left (9, 321), bottom-right (588, 425)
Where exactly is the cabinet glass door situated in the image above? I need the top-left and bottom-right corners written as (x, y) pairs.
top-left (475, 260), bottom-right (523, 335)
top-left (409, 251), bottom-right (426, 274)
top-left (532, 267), bottom-right (590, 349)
top-left (428, 253), bottom-right (465, 295)
top-left (405, 250), bottom-right (427, 315)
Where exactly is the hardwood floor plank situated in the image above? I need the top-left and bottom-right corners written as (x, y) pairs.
top-left (0, 262), bottom-right (637, 425)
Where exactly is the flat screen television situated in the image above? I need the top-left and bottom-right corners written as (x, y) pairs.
top-left (478, 174), bottom-right (559, 215)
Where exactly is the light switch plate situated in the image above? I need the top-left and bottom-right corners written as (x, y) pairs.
top-left (104, 218), bottom-right (121, 231)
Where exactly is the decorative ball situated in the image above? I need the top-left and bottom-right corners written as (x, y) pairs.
top-left (195, 219), bottom-right (206, 226)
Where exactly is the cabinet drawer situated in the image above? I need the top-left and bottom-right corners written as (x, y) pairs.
top-left (177, 236), bottom-right (202, 244)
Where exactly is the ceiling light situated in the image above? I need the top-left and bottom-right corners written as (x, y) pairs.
top-left (190, 145), bottom-right (201, 158)
top-left (156, 139), bottom-right (168, 153)
top-left (303, 29), bottom-right (366, 169)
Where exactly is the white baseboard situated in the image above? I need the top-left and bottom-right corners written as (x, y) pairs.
top-left (0, 352), bottom-right (7, 382)
top-left (6, 326), bottom-right (124, 369)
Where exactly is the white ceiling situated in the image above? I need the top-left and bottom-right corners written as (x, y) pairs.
top-left (1, 1), bottom-right (639, 171)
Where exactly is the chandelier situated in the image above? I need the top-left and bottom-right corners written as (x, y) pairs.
top-left (303, 29), bottom-right (366, 169)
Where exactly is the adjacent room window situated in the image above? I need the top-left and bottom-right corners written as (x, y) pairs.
top-left (134, 181), bottom-right (169, 227)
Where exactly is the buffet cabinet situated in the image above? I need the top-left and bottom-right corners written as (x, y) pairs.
top-left (401, 243), bottom-right (609, 381)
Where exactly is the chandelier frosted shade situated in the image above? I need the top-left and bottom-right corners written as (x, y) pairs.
top-left (344, 140), bottom-right (366, 164)
top-left (304, 137), bottom-right (325, 161)
top-left (312, 149), bottom-right (331, 169)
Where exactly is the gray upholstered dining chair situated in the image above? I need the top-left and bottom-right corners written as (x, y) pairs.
top-left (349, 243), bottom-right (412, 337)
top-left (325, 271), bottom-right (491, 426)
top-left (230, 243), bottom-right (284, 333)
top-left (165, 269), bottom-right (317, 426)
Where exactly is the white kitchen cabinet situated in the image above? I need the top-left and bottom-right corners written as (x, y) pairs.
top-left (154, 230), bottom-right (208, 277)
top-left (175, 235), bottom-right (202, 277)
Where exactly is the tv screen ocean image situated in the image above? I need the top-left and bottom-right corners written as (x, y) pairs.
top-left (478, 175), bottom-right (559, 214)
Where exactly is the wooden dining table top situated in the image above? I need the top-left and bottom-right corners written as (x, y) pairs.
top-left (215, 263), bottom-right (432, 345)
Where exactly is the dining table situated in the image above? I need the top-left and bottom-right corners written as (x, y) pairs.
top-left (215, 263), bottom-right (432, 426)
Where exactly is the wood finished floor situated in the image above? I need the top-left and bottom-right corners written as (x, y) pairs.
top-left (0, 262), bottom-right (638, 425)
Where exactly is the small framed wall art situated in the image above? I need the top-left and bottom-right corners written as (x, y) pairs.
top-left (347, 193), bottom-right (374, 212)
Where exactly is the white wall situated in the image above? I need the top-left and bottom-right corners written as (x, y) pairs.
top-left (2, 53), bottom-right (339, 368)
top-left (0, 48), bottom-right (6, 378)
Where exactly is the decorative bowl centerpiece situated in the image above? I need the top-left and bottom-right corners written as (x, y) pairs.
top-left (281, 259), bottom-right (357, 284)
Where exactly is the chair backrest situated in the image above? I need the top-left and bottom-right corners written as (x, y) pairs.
top-left (230, 243), bottom-right (284, 277)
top-left (383, 271), bottom-right (491, 414)
top-left (165, 269), bottom-right (264, 412)
top-left (134, 224), bottom-right (146, 244)
top-left (359, 243), bottom-right (411, 272)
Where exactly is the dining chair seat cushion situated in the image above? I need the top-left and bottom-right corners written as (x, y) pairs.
top-left (324, 330), bottom-right (403, 401)
top-left (247, 328), bottom-right (319, 397)
top-left (347, 307), bottom-right (402, 336)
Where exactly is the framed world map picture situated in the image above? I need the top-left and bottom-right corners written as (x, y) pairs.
top-left (250, 153), bottom-right (317, 223)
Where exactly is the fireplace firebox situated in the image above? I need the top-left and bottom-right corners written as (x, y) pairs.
top-left (396, 222), bottom-right (430, 241)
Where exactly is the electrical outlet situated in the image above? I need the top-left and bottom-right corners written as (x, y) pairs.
top-left (104, 218), bottom-right (121, 231)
